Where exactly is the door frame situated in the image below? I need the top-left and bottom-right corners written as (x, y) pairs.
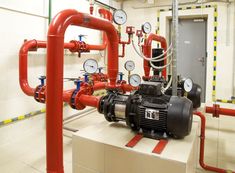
top-left (158, 7), bottom-right (214, 102)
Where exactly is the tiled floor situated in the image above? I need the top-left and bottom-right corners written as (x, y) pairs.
top-left (0, 106), bottom-right (234, 173)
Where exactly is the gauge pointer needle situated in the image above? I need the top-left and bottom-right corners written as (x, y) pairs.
top-left (117, 16), bottom-right (123, 19)
top-left (86, 65), bottom-right (94, 68)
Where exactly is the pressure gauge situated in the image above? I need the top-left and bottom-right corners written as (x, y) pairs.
top-left (124, 60), bottom-right (135, 71)
top-left (183, 78), bottom-right (193, 92)
top-left (113, 9), bottom-right (127, 25)
top-left (141, 22), bottom-right (152, 34)
top-left (129, 74), bottom-right (141, 87)
top-left (83, 59), bottom-right (98, 74)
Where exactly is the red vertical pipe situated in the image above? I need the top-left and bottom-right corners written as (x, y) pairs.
top-left (46, 9), bottom-right (118, 173)
top-left (98, 8), bottom-right (113, 51)
top-left (143, 33), bottom-right (167, 79)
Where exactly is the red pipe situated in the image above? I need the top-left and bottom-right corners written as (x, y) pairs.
top-left (143, 33), bottom-right (167, 79)
top-left (98, 8), bottom-right (113, 50)
top-left (93, 82), bottom-right (106, 90)
top-left (46, 9), bottom-right (118, 173)
top-left (19, 40), bottom-right (46, 96)
top-left (194, 111), bottom-right (235, 173)
top-left (119, 43), bottom-right (126, 58)
top-left (19, 39), bottom-right (84, 97)
top-left (206, 104), bottom-right (235, 117)
top-left (79, 94), bottom-right (101, 108)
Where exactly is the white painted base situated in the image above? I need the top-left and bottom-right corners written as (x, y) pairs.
top-left (72, 111), bottom-right (199, 173)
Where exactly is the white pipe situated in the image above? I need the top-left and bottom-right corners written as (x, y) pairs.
top-left (233, 1), bottom-right (235, 97)
top-left (172, 0), bottom-right (179, 96)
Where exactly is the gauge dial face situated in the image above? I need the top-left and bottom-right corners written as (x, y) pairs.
top-left (142, 22), bottom-right (152, 34)
top-left (184, 78), bottom-right (193, 92)
top-left (83, 59), bottom-right (98, 74)
top-left (113, 9), bottom-right (127, 25)
top-left (129, 74), bottom-right (141, 87)
top-left (124, 60), bottom-right (135, 71)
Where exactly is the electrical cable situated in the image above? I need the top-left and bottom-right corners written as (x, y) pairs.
top-left (132, 40), bottom-right (172, 62)
top-left (132, 39), bottom-right (173, 70)
top-left (150, 57), bottom-right (173, 70)
top-left (138, 44), bottom-right (173, 62)
top-left (163, 73), bottom-right (173, 92)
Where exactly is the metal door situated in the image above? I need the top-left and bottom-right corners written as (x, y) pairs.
top-left (170, 18), bottom-right (207, 102)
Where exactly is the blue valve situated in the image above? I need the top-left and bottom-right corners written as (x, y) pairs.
top-left (98, 67), bottom-right (103, 73)
top-left (83, 73), bottom-right (89, 83)
top-left (119, 72), bottom-right (124, 81)
top-left (74, 80), bottom-right (81, 90)
top-left (39, 76), bottom-right (46, 86)
top-left (78, 34), bottom-right (86, 42)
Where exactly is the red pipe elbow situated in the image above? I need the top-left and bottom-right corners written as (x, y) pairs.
top-left (143, 33), bottom-right (168, 79)
top-left (19, 40), bottom-right (46, 96)
top-left (194, 111), bottom-right (235, 173)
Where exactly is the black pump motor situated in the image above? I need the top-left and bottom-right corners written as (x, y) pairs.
top-left (99, 82), bottom-right (193, 139)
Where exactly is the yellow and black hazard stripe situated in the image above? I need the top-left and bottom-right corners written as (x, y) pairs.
top-left (212, 5), bottom-right (218, 101)
top-left (0, 107), bottom-right (47, 127)
top-left (0, 91), bottom-right (107, 127)
top-left (216, 99), bottom-right (235, 104)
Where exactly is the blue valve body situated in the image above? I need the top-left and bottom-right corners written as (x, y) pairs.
top-left (39, 76), bottom-right (46, 86)
top-left (119, 73), bottom-right (124, 81)
top-left (75, 80), bottom-right (81, 90)
top-left (84, 73), bottom-right (89, 83)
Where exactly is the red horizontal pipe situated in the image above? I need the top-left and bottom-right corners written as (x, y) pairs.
top-left (79, 94), bottom-right (101, 108)
top-left (206, 104), bottom-right (235, 117)
top-left (143, 33), bottom-right (167, 79)
top-left (194, 111), bottom-right (235, 173)
top-left (46, 9), bottom-right (118, 173)
top-left (93, 82), bottom-right (106, 90)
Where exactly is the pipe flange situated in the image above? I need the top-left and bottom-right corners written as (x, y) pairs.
top-left (213, 104), bottom-right (220, 118)
top-left (34, 85), bottom-right (46, 103)
top-left (69, 40), bottom-right (79, 52)
top-left (70, 84), bottom-right (94, 110)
